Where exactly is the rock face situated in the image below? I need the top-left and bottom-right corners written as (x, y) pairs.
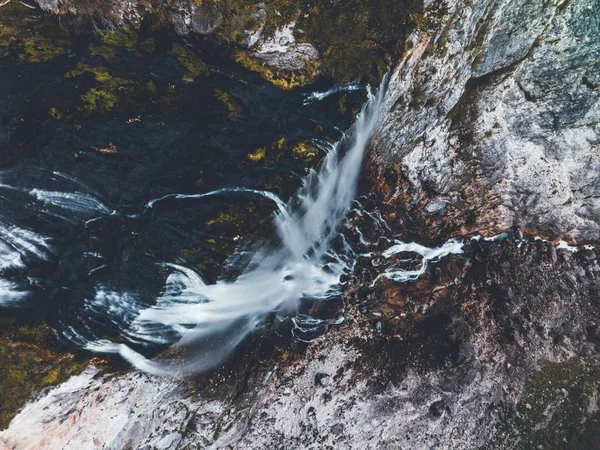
top-left (249, 21), bottom-right (319, 74)
top-left (368, 0), bottom-right (600, 243)
top-left (169, 0), bottom-right (222, 36)
top-left (3, 236), bottom-right (600, 449)
top-left (3, 0), bottom-right (600, 448)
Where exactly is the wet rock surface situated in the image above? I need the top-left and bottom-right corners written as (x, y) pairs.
top-left (1, 0), bottom-right (600, 448)
top-left (30, 0), bottom-right (421, 86)
top-left (0, 0), bottom-right (365, 431)
top-left (3, 235), bottom-right (600, 449)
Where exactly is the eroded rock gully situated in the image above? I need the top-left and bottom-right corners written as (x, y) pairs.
top-left (2, 0), bottom-right (600, 448)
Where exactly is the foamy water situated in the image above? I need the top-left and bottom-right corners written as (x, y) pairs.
top-left (81, 76), bottom-right (390, 376)
top-left (29, 189), bottom-right (112, 215)
top-left (303, 82), bottom-right (364, 105)
top-left (378, 239), bottom-right (464, 283)
top-left (0, 212), bottom-right (50, 306)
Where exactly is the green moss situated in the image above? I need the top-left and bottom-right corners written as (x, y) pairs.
top-left (496, 358), bottom-right (600, 449)
top-left (140, 38), bottom-right (156, 55)
top-left (89, 43), bottom-right (116, 60)
top-left (214, 89), bottom-right (242, 121)
top-left (275, 135), bottom-right (286, 149)
top-left (0, 322), bottom-right (89, 429)
top-left (19, 35), bottom-right (70, 63)
top-left (100, 25), bottom-right (139, 54)
top-left (220, 0), bottom-right (423, 84)
top-left (81, 88), bottom-right (119, 112)
top-left (65, 63), bottom-right (155, 114)
top-left (234, 51), bottom-right (316, 90)
top-left (295, 0), bottom-right (422, 83)
top-left (206, 211), bottom-right (243, 228)
top-left (338, 94), bottom-right (348, 114)
top-left (247, 147), bottom-right (267, 162)
top-left (0, 3), bottom-right (19, 58)
top-left (146, 81), bottom-right (157, 96)
top-left (261, 0), bottom-right (299, 38)
top-left (291, 141), bottom-right (318, 162)
top-left (90, 26), bottom-right (156, 59)
top-left (214, 0), bottom-right (264, 45)
top-left (170, 42), bottom-right (209, 81)
top-left (235, 51), bottom-right (271, 76)
top-left (66, 64), bottom-right (133, 113)
top-left (179, 246), bottom-right (204, 259)
top-left (0, 1), bottom-right (71, 63)
top-left (48, 107), bottom-right (63, 120)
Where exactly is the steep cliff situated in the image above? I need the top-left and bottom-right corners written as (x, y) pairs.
top-left (31, 0), bottom-right (421, 86)
top-left (2, 0), bottom-right (599, 448)
top-left (367, 0), bottom-right (600, 243)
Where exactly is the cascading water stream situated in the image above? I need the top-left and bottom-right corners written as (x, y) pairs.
top-left (83, 76), bottom-right (390, 377)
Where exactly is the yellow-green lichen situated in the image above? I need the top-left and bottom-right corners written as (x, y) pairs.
top-left (247, 147), bottom-right (267, 162)
top-left (214, 89), bottom-right (242, 121)
top-left (19, 35), bottom-right (70, 63)
top-left (0, 320), bottom-right (89, 429)
top-left (234, 51), bottom-right (316, 90)
top-left (291, 141), bottom-right (318, 162)
top-left (170, 42), bottom-right (209, 82)
top-left (65, 63), bottom-right (154, 114)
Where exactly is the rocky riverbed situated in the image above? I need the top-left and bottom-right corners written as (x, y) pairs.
top-left (1, 0), bottom-right (600, 448)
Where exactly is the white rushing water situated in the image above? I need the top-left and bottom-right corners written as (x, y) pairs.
top-left (85, 76), bottom-right (390, 377)
top-left (29, 189), bottom-right (112, 215)
top-left (303, 82), bottom-right (364, 105)
top-left (0, 213), bottom-right (50, 306)
top-left (145, 187), bottom-right (287, 213)
top-left (378, 239), bottom-right (464, 284)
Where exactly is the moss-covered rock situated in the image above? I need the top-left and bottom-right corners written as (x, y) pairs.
top-left (170, 42), bottom-right (209, 81)
top-left (27, 0), bottom-right (422, 85)
top-left (235, 50), bottom-right (318, 90)
top-left (0, 2), bottom-right (72, 61)
top-left (214, 88), bottom-right (241, 120)
top-left (0, 319), bottom-right (89, 429)
top-left (291, 141), bottom-right (318, 163)
top-left (65, 63), bottom-right (157, 114)
top-left (496, 358), bottom-right (600, 449)
top-left (294, 0), bottom-right (422, 83)
top-left (19, 35), bottom-right (71, 63)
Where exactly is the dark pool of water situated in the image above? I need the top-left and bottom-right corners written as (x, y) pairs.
top-left (0, 8), bottom-right (367, 356)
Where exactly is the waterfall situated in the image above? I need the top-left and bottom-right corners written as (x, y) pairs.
top-left (86, 76), bottom-right (390, 377)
